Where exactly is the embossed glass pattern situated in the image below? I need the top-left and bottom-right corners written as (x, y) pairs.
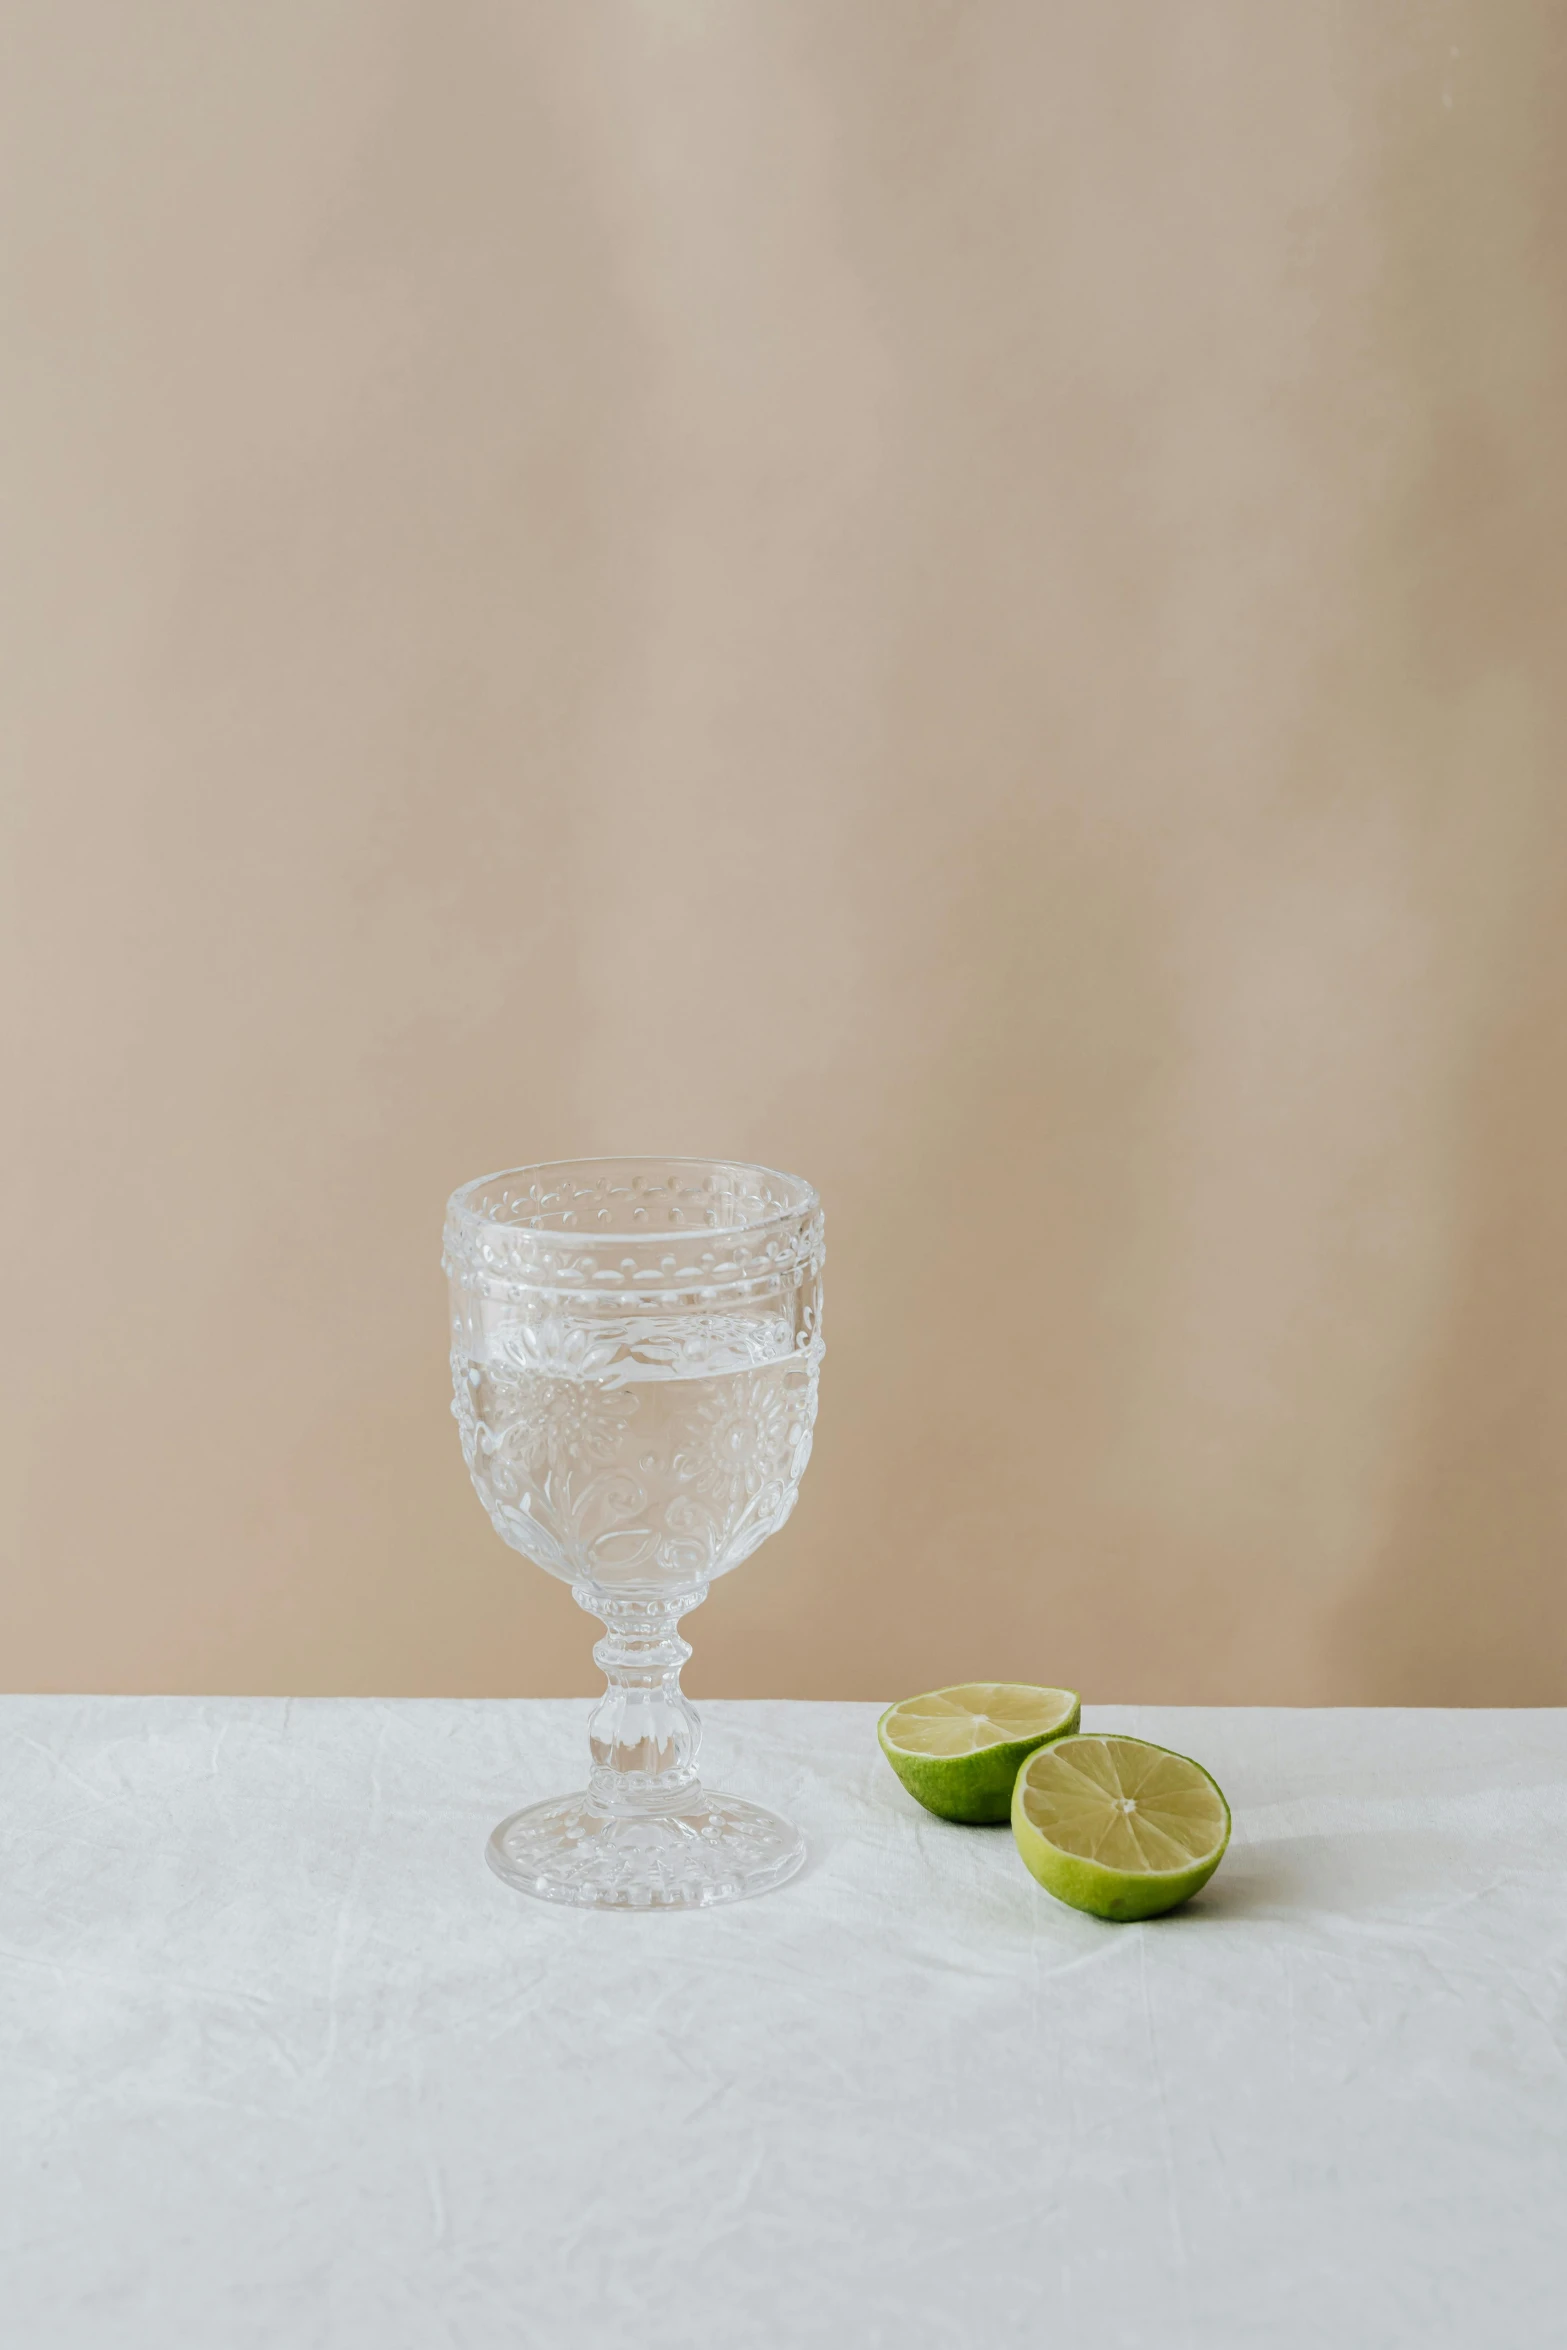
top-left (444, 1157), bottom-right (824, 1908)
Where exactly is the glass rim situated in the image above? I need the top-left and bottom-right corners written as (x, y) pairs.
top-left (444, 1154), bottom-right (821, 1249)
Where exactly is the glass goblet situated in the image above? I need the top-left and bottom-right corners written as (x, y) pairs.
top-left (443, 1157), bottom-right (825, 1910)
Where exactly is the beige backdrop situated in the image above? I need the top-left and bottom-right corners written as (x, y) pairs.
top-left (3, 3), bottom-right (1565, 1704)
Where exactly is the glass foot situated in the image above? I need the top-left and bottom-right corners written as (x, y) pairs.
top-left (486, 1788), bottom-right (807, 1911)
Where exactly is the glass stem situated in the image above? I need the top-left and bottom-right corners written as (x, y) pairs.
top-left (578, 1587), bottom-right (707, 1815)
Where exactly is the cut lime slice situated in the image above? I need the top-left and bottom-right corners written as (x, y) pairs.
top-left (1011, 1734), bottom-right (1230, 1919)
top-left (878, 1683), bottom-right (1080, 1822)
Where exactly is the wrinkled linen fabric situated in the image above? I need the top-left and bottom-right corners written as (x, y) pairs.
top-left (2, 1699), bottom-right (1564, 2348)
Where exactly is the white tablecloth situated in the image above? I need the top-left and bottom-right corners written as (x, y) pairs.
top-left (2, 1698), bottom-right (1564, 2347)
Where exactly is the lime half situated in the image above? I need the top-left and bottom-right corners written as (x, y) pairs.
top-left (1012, 1734), bottom-right (1230, 1919)
top-left (879, 1684), bottom-right (1080, 1822)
